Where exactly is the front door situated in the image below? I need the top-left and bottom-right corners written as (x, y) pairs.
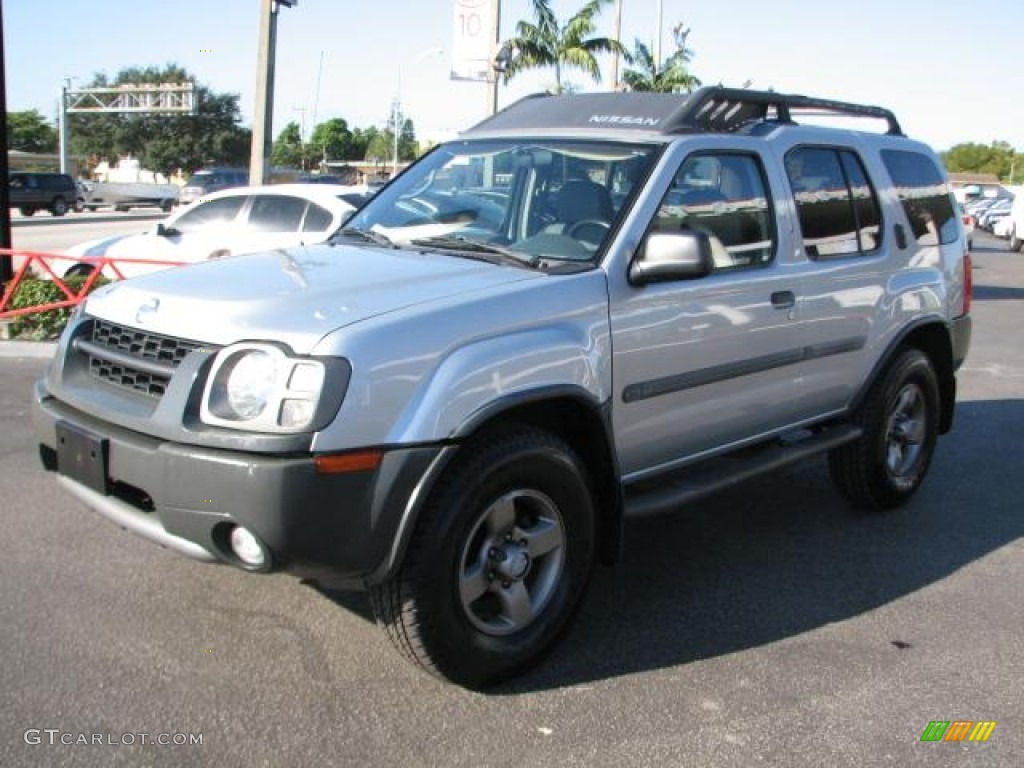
top-left (609, 148), bottom-right (810, 479)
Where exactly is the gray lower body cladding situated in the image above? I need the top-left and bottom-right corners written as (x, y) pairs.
top-left (33, 386), bottom-right (441, 587)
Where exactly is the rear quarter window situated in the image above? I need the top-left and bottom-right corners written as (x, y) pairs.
top-left (785, 146), bottom-right (882, 259)
top-left (880, 149), bottom-right (957, 246)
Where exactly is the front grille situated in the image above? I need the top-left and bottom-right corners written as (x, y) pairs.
top-left (78, 318), bottom-right (211, 397)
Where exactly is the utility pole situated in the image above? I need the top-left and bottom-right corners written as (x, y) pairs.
top-left (0, 0), bottom-right (14, 288)
top-left (654, 0), bottom-right (664, 71)
top-left (610, 0), bottom-right (623, 90)
top-left (486, 0), bottom-right (501, 115)
top-left (251, 0), bottom-right (296, 185)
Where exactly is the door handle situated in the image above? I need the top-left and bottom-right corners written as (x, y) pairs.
top-left (771, 290), bottom-right (796, 309)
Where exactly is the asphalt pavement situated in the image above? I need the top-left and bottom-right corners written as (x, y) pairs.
top-left (0, 232), bottom-right (1021, 767)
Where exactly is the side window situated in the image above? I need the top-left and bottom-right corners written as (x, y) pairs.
top-left (651, 152), bottom-right (775, 269)
top-left (173, 195), bottom-right (246, 233)
top-left (786, 146), bottom-right (882, 258)
top-left (302, 202), bottom-right (334, 232)
top-left (246, 195), bottom-right (308, 232)
top-left (880, 149), bottom-right (957, 246)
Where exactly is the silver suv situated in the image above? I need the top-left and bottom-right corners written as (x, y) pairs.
top-left (33, 88), bottom-right (972, 687)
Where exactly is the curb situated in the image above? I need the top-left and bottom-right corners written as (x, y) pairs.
top-left (0, 340), bottom-right (58, 359)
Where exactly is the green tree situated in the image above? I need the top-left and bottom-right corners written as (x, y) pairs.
top-left (70, 64), bottom-right (250, 177)
top-left (499, 0), bottom-right (629, 93)
top-left (622, 23), bottom-right (701, 93)
top-left (271, 121), bottom-right (304, 168)
top-left (941, 141), bottom-right (1017, 181)
top-left (351, 126), bottom-right (378, 162)
top-left (309, 118), bottom-right (354, 165)
top-left (365, 130), bottom-right (391, 165)
top-left (7, 110), bottom-right (58, 154)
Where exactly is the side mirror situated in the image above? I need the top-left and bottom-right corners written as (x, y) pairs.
top-left (629, 230), bottom-right (714, 284)
top-left (156, 222), bottom-right (179, 238)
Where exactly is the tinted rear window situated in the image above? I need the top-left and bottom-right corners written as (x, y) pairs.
top-left (881, 150), bottom-right (957, 246)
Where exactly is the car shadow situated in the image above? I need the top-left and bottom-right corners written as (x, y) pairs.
top-left (973, 284), bottom-right (1024, 301)
top-left (308, 400), bottom-right (1023, 693)
top-left (496, 398), bottom-right (1024, 693)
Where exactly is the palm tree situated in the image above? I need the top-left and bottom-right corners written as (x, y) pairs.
top-left (499, 0), bottom-right (629, 93)
top-left (622, 23), bottom-right (701, 94)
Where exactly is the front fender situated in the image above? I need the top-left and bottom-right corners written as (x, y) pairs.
top-left (387, 323), bottom-right (611, 444)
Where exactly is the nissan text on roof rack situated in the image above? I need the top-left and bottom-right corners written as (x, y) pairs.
top-left (33, 87), bottom-right (972, 688)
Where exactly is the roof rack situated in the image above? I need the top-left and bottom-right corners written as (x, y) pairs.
top-left (665, 87), bottom-right (903, 136)
top-left (462, 87), bottom-right (903, 137)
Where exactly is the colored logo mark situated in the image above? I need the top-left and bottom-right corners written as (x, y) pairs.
top-left (920, 720), bottom-right (996, 742)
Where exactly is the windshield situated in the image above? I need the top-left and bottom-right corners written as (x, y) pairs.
top-left (344, 139), bottom-right (660, 265)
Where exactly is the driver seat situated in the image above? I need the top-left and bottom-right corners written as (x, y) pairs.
top-left (547, 179), bottom-right (613, 234)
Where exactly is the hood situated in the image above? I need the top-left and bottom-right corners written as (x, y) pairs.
top-left (81, 243), bottom-right (544, 353)
top-left (65, 232), bottom-right (143, 258)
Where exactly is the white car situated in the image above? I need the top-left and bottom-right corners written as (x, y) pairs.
top-left (993, 212), bottom-right (1015, 239)
top-left (62, 184), bottom-right (362, 279)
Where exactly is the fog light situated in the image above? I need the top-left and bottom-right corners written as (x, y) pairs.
top-left (229, 525), bottom-right (267, 568)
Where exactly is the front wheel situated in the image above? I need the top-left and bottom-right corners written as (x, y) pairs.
top-left (50, 197), bottom-right (67, 216)
top-left (829, 348), bottom-right (940, 510)
top-left (19, 206), bottom-right (36, 217)
top-left (370, 426), bottom-right (596, 688)
top-left (1010, 227), bottom-right (1022, 252)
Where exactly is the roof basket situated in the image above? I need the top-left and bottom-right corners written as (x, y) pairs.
top-left (666, 87), bottom-right (903, 136)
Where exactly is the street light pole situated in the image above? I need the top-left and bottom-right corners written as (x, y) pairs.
top-left (392, 48), bottom-right (443, 178)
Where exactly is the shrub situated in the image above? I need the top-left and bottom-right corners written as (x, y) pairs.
top-left (5, 275), bottom-right (109, 340)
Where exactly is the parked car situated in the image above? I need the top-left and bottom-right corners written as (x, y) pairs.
top-left (959, 203), bottom-right (975, 249)
top-left (34, 87), bottom-right (971, 687)
top-left (966, 197), bottom-right (1000, 218)
top-left (1008, 194), bottom-right (1024, 251)
top-left (61, 184), bottom-right (358, 279)
top-left (977, 199), bottom-right (1012, 230)
top-left (177, 167), bottom-right (249, 205)
top-left (993, 213), bottom-right (1015, 239)
top-left (8, 172), bottom-right (78, 216)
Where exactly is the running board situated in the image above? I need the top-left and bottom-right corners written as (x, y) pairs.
top-left (623, 424), bottom-right (862, 518)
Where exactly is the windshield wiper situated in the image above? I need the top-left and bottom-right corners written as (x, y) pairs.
top-left (331, 227), bottom-right (396, 248)
top-left (409, 235), bottom-right (540, 269)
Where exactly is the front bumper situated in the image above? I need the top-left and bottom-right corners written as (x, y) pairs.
top-left (34, 382), bottom-right (443, 587)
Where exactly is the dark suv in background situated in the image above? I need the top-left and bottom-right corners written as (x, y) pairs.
top-left (8, 172), bottom-right (78, 216)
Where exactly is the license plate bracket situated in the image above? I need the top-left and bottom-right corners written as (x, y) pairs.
top-left (56, 421), bottom-right (109, 495)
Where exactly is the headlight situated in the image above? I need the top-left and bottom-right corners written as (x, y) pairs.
top-left (226, 350), bottom-right (277, 419)
top-left (201, 343), bottom-right (345, 433)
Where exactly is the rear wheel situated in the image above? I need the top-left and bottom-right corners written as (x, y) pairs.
top-left (829, 348), bottom-right (939, 510)
top-left (1010, 227), bottom-right (1022, 252)
top-left (370, 426), bottom-right (595, 688)
top-left (19, 206), bottom-right (36, 217)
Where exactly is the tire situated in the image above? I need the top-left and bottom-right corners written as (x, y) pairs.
top-left (1011, 227), bottom-right (1022, 253)
top-left (829, 347), bottom-right (940, 510)
top-left (64, 264), bottom-right (95, 279)
top-left (370, 426), bottom-right (596, 688)
top-left (50, 197), bottom-right (67, 216)
top-left (19, 206), bottom-right (36, 217)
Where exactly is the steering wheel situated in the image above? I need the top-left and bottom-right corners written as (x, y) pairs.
top-left (567, 219), bottom-right (611, 249)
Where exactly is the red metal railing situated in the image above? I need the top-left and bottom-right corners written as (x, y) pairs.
top-left (0, 249), bottom-right (187, 320)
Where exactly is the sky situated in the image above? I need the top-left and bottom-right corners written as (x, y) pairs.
top-left (4, 0), bottom-right (1024, 153)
